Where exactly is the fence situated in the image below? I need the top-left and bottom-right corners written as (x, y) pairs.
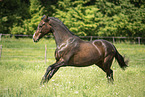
top-left (0, 35), bottom-right (145, 64)
top-left (0, 45), bottom-right (2, 59)
top-left (1, 34), bottom-right (145, 44)
top-left (79, 36), bottom-right (144, 44)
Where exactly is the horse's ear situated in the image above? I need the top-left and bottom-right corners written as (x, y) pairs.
top-left (41, 15), bottom-right (46, 20)
top-left (44, 15), bottom-right (50, 22)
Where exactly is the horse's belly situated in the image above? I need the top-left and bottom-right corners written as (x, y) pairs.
top-left (68, 48), bottom-right (102, 67)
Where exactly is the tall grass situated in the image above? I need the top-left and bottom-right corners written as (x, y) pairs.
top-left (0, 37), bottom-right (145, 97)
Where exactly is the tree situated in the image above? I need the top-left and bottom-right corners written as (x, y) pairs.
top-left (0, 0), bottom-right (145, 37)
top-left (11, 0), bottom-right (45, 35)
top-left (0, 0), bottom-right (30, 34)
top-left (53, 0), bottom-right (145, 37)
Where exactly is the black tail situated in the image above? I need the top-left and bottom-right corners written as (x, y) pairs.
top-left (115, 50), bottom-right (128, 70)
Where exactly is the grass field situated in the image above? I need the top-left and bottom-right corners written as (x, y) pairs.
top-left (0, 37), bottom-right (145, 97)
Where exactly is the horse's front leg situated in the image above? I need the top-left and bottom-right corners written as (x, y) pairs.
top-left (40, 64), bottom-right (54, 85)
top-left (40, 60), bottom-right (65, 85)
top-left (46, 67), bottom-right (59, 81)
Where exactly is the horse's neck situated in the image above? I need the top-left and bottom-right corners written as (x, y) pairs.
top-left (52, 26), bottom-right (74, 46)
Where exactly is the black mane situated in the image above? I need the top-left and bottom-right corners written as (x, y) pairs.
top-left (49, 17), bottom-right (75, 35)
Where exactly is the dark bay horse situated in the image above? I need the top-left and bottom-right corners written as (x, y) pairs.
top-left (33, 15), bottom-right (128, 85)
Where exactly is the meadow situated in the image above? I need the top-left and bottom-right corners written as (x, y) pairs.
top-left (0, 37), bottom-right (145, 97)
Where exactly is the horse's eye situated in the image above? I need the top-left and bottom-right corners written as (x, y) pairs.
top-left (39, 25), bottom-right (43, 27)
top-left (39, 23), bottom-right (45, 28)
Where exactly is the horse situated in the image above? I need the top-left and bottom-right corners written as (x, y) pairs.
top-left (33, 15), bottom-right (128, 85)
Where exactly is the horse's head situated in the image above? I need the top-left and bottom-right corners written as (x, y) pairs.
top-left (33, 15), bottom-right (52, 42)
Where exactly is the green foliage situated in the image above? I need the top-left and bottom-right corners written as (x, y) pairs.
top-left (53, 0), bottom-right (101, 36)
top-left (1, 0), bottom-right (145, 37)
top-left (11, 0), bottom-right (44, 35)
top-left (0, 0), bottom-right (30, 34)
top-left (53, 0), bottom-right (145, 37)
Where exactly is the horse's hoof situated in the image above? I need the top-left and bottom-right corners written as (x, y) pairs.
top-left (107, 78), bottom-right (114, 84)
top-left (40, 77), bottom-right (46, 85)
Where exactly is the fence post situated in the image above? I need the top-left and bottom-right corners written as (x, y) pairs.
top-left (0, 45), bottom-right (2, 59)
top-left (90, 36), bottom-right (93, 41)
top-left (138, 37), bottom-right (140, 45)
top-left (0, 33), bottom-right (2, 41)
top-left (113, 37), bottom-right (115, 44)
top-left (45, 44), bottom-right (47, 64)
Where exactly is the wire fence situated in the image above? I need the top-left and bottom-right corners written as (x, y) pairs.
top-left (1, 46), bottom-right (145, 64)
top-left (1, 34), bottom-right (145, 44)
top-left (0, 34), bottom-right (145, 64)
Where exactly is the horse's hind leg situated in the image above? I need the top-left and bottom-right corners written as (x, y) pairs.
top-left (104, 55), bottom-right (115, 83)
top-left (107, 69), bottom-right (114, 83)
top-left (96, 55), bottom-right (114, 83)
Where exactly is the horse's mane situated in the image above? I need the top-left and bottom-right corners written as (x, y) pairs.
top-left (49, 17), bottom-right (75, 35)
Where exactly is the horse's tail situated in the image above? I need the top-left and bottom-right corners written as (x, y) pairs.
top-left (115, 49), bottom-right (128, 70)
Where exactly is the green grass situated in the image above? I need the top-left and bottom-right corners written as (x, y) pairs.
top-left (0, 37), bottom-right (145, 97)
